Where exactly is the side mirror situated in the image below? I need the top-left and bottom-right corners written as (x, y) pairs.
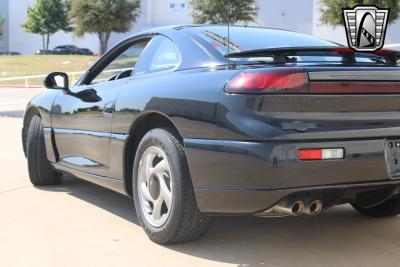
top-left (44, 72), bottom-right (69, 91)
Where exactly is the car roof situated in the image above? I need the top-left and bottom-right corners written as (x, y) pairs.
top-left (137, 24), bottom-right (297, 35)
top-left (135, 24), bottom-right (336, 50)
top-left (103, 25), bottom-right (338, 71)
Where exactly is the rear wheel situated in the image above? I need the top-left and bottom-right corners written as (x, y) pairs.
top-left (352, 194), bottom-right (400, 217)
top-left (132, 128), bottom-right (212, 244)
top-left (27, 115), bottom-right (61, 185)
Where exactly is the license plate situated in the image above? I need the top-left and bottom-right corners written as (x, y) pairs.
top-left (385, 139), bottom-right (400, 178)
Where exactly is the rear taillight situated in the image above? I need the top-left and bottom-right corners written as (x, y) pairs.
top-left (225, 69), bottom-right (308, 94)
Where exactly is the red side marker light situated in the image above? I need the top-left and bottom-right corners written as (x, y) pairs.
top-left (298, 149), bottom-right (322, 160)
top-left (298, 148), bottom-right (344, 161)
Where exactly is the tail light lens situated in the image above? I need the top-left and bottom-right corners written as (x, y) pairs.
top-left (225, 69), bottom-right (308, 94)
top-left (298, 148), bottom-right (344, 161)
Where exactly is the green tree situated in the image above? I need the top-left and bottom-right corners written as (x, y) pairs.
top-left (189, 0), bottom-right (258, 24)
top-left (70, 0), bottom-right (140, 54)
top-left (0, 18), bottom-right (4, 40)
top-left (22, 0), bottom-right (71, 51)
top-left (320, 0), bottom-right (400, 26)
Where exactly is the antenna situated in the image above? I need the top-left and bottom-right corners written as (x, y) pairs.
top-left (227, 1), bottom-right (234, 69)
top-left (227, 1), bottom-right (230, 55)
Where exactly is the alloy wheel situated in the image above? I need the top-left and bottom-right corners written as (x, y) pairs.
top-left (137, 146), bottom-right (173, 227)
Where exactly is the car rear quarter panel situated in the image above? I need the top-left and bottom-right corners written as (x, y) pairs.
top-left (112, 68), bottom-right (238, 139)
top-left (110, 68), bottom-right (237, 187)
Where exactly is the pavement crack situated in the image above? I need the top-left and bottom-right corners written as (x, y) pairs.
top-left (0, 185), bottom-right (31, 194)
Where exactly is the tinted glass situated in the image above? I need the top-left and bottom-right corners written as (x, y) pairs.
top-left (187, 26), bottom-right (338, 55)
top-left (148, 38), bottom-right (181, 72)
top-left (186, 26), bottom-right (391, 64)
top-left (134, 36), bottom-right (181, 75)
top-left (91, 40), bottom-right (150, 84)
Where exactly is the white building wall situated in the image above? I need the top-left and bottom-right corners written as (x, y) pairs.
top-left (107, 0), bottom-right (192, 51)
top-left (256, 0), bottom-right (314, 34)
top-left (7, 0), bottom-right (100, 54)
top-left (1, 0), bottom-right (400, 54)
top-left (152, 0), bottom-right (191, 26)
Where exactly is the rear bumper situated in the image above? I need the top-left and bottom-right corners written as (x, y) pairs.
top-left (184, 138), bottom-right (400, 213)
top-left (194, 181), bottom-right (400, 213)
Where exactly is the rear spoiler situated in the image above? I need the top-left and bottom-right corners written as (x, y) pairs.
top-left (225, 46), bottom-right (400, 65)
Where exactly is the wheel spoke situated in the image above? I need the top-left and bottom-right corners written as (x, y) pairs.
top-left (138, 146), bottom-right (174, 227)
top-left (138, 159), bottom-right (146, 181)
top-left (145, 153), bottom-right (156, 180)
top-left (141, 182), bottom-right (153, 202)
top-left (143, 199), bottom-right (152, 213)
top-left (152, 198), bottom-right (163, 221)
top-left (151, 159), bottom-right (168, 176)
top-left (159, 174), bottom-right (172, 209)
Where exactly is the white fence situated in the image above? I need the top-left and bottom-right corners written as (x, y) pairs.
top-left (0, 71), bottom-right (86, 88)
top-left (0, 68), bottom-right (131, 88)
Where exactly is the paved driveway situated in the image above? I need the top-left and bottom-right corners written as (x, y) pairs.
top-left (0, 87), bottom-right (44, 117)
top-left (1, 101), bottom-right (400, 267)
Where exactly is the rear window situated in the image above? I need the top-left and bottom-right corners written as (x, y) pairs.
top-left (187, 26), bottom-right (337, 55)
top-left (186, 26), bottom-right (388, 64)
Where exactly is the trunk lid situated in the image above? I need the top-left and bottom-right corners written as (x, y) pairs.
top-left (220, 66), bottom-right (400, 141)
top-left (306, 66), bottom-right (400, 94)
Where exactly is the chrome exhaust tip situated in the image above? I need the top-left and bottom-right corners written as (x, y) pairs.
top-left (290, 201), bottom-right (305, 216)
top-left (256, 200), bottom-right (305, 217)
top-left (304, 200), bottom-right (323, 215)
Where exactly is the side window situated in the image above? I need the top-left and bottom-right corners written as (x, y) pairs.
top-left (148, 37), bottom-right (181, 72)
top-left (135, 36), bottom-right (181, 75)
top-left (90, 39), bottom-right (150, 84)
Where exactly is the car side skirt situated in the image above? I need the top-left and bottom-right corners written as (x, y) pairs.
top-left (51, 163), bottom-right (127, 195)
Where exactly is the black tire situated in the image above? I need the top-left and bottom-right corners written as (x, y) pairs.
top-left (132, 128), bottom-right (212, 244)
top-left (27, 115), bottom-right (61, 185)
top-left (352, 194), bottom-right (400, 217)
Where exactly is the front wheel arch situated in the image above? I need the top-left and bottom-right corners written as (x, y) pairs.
top-left (22, 107), bottom-right (41, 157)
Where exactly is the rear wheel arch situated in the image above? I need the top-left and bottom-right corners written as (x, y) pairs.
top-left (123, 112), bottom-right (183, 196)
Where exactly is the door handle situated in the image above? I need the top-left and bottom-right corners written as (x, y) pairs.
top-left (103, 101), bottom-right (115, 116)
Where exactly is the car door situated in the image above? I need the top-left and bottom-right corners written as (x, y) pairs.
top-left (51, 37), bottom-right (152, 177)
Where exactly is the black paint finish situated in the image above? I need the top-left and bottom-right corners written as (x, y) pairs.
top-left (22, 25), bottom-right (400, 213)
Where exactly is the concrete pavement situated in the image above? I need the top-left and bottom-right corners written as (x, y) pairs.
top-left (0, 87), bottom-right (44, 117)
top-left (1, 103), bottom-right (400, 266)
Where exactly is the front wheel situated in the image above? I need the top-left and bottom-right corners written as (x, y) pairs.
top-left (26, 115), bottom-right (61, 185)
top-left (132, 128), bottom-right (212, 244)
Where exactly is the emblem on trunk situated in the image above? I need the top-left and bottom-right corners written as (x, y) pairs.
top-left (281, 121), bottom-right (317, 132)
top-left (343, 6), bottom-right (389, 52)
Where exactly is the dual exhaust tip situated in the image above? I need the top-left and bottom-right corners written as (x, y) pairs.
top-left (258, 199), bottom-right (323, 217)
top-left (302, 200), bottom-right (323, 216)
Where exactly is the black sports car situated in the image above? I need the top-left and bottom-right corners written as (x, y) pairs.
top-left (79, 48), bottom-right (94, 55)
top-left (53, 45), bottom-right (82, 55)
top-left (23, 25), bottom-right (400, 244)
